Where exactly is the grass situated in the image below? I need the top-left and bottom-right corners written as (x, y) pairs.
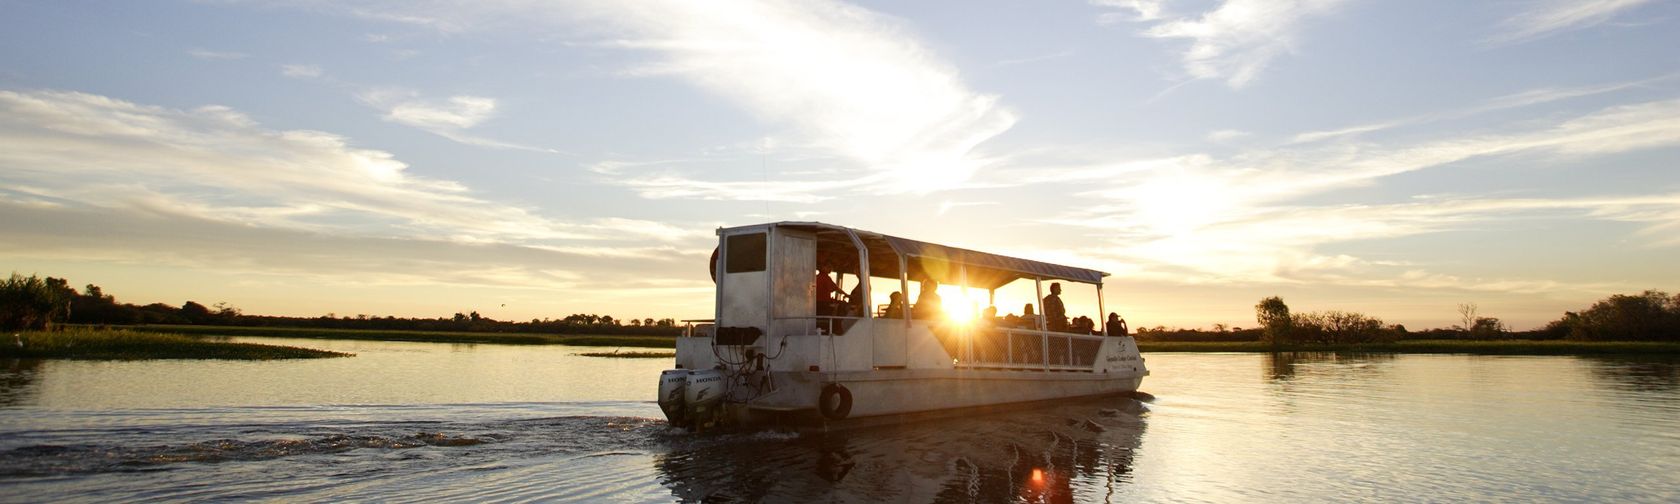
top-left (111, 324), bottom-right (678, 348)
top-left (576, 351), bottom-right (677, 359)
top-left (1138, 339), bottom-right (1680, 355)
top-left (2, 328), bottom-right (352, 360)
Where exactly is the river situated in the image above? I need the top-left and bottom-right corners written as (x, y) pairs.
top-left (2, 337), bottom-right (1677, 502)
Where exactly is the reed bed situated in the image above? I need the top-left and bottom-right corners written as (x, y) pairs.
top-left (1139, 339), bottom-right (1680, 355)
top-left (115, 324), bottom-right (677, 348)
top-left (575, 351), bottom-right (677, 359)
top-left (3, 328), bottom-right (352, 360)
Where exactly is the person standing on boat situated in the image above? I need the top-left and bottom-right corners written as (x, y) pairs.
top-left (1043, 282), bottom-right (1068, 332)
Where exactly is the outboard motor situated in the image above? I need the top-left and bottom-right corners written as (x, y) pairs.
top-left (657, 369), bottom-right (690, 426)
top-left (684, 368), bottom-right (726, 430)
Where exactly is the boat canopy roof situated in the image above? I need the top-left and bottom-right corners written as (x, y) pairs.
top-left (721, 222), bottom-right (1108, 289)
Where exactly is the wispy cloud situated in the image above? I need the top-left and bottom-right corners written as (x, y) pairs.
top-left (356, 88), bottom-right (566, 154)
top-left (1098, 0), bottom-right (1347, 88)
top-left (187, 48), bottom-right (249, 60)
top-left (0, 89), bottom-right (672, 244)
top-left (1206, 129), bottom-right (1251, 142)
top-left (1487, 0), bottom-right (1654, 45)
top-left (255, 0), bottom-right (1015, 196)
top-left (1290, 74), bottom-right (1674, 144)
top-left (582, 0), bottom-right (1016, 192)
top-left (280, 64), bottom-right (324, 79)
top-left (936, 200), bottom-right (997, 215)
top-left (1091, 0), bottom-right (1166, 23)
top-left (1037, 97), bottom-right (1680, 292)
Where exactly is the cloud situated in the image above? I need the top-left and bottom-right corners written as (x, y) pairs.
top-left (616, 173), bottom-right (875, 204)
top-left (1038, 98), bottom-right (1680, 292)
top-left (936, 200), bottom-right (997, 215)
top-left (280, 64), bottom-right (324, 78)
top-left (1100, 0), bottom-right (1347, 88)
top-left (1091, 0), bottom-right (1166, 23)
top-left (1487, 0), bottom-right (1654, 45)
top-left (355, 88), bottom-right (564, 153)
top-left (0, 200), bottom-right (716, 317)
top-left (187, 48), bottom-right (249, 60)
top-left (1206, 129), bottom-right (1251, 142)
top-left (251, 0), bottom-right (1015, 195)
top-left (0, 89), bottom-right (682, 245)
top-left (1290, 74), bottom-right (1673, 143)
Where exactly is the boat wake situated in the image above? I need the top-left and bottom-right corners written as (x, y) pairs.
top-left (1, 397), bottom-right (1149, 502)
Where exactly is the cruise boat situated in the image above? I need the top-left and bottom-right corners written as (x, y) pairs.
top-left (658, 222), bottom-right (1148, 430)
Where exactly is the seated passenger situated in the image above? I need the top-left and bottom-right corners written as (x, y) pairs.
top-left (1107, 312), bottom-right (1128, 337)
top-left (882, 291), bottom-right (906, 319)
top-left (912, 279), bottom-right (942, 320)
top-left (1017, 303), bottom-right (1037, 329)
top-left (1073, 315), bottom-right (1095, 334)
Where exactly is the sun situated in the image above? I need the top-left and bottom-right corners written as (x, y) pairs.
top-left (937, 285), bottom-right (988, 325)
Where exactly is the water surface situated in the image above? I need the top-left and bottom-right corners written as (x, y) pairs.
top-left (2, 338), bottom-right (1677, 502)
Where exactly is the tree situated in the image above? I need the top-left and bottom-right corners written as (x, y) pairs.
top-left (1457, 303), bottom-right (1478, 334)
top-left (181, 301), bottom-right (212, 323)
top-left (1, 273), bottom-right (71, 330)
top-left (1565, 290), bottom-right (1679, 341)
top-left (1255, 296), bottom-right (1292, 344)
top-left (1470, 317), bottom-right (1508, 338)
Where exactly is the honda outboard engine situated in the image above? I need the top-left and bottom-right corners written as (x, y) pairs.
top-left (657, 369), bottom-right (690, 426)
top-left (684, 368), bottom-right (726, 430)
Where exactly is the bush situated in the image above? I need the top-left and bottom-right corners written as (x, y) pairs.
top-left (1557, 290), bottom-right (1680, 342)
top-left (1289, 310), bottom-right (1397, 345)
top-left (0, 273), bottom-right (72, 331)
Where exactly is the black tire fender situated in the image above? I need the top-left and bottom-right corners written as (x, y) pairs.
top-left (819, 383), bottom-right (852, 420)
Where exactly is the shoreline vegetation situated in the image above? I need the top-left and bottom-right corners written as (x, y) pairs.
top-left (1136, 340), bottom-right (1680, 355)
top-left (78, 325), bottom-right (1680, 356)
top-left (576, 351), bottom-right (679, 358)
top-left (2, 329), bottom-right (352, 360)
top-left (4, 273), bottom-right (1677, 358)
top-left (113, 324), bottom-right (678, 348)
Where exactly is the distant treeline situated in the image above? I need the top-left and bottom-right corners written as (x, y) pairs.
top-left (1, 273), bottom-right (682, 336)
top-left (1132, 291), bottom-right (1680, 345)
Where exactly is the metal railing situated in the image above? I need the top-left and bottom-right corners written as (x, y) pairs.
top-left (952, 327), bottom-right (1104, 372)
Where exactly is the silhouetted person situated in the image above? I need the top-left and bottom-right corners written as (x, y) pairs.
top-left (1073, 315), bottom-right (1094, 334)
top-left (1015, 303), bottom-right (1037, 329)
top-left (883, 291), bottom-right (905, 319)
top-left (1107, 312), bottom-right (1128, 337)
top-left (848, 283), bottom-right (865, 317)
top-left (913, 279), bottom-right (942, 320)
top-left (1043, 282), bottom-right (1068, 332)
top-left (813, 265), bottom-right (843, 315)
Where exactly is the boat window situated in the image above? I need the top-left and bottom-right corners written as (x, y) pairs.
top-left (724, 233), bottom-right (767, 273)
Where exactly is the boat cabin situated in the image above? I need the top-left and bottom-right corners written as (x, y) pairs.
top-left (684, 222), bottom-right (1123, 374)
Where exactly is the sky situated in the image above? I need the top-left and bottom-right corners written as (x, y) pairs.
top-left (1, 0), bottom-right (1677, 330)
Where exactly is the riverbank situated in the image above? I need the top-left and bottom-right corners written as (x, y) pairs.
top-left (576, 351), bottom-right (677, 358)
top-left (111, 324), bottom-right (677, 348)
top-left (1137, 339), bottom-right (1680, 355)
top-left (2, 329), bottom-right (352, 360)
top-left (86, 325), bottom-right (1680, 355)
